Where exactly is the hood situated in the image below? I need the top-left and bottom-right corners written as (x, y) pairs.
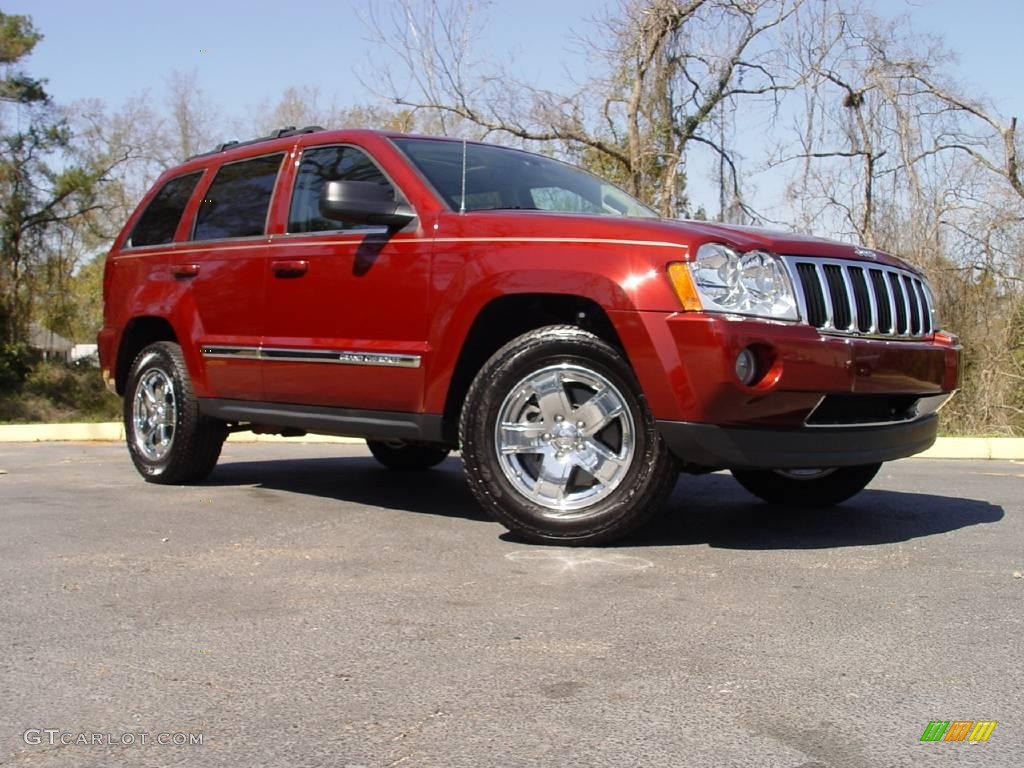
top-left (454, 209), bottom-right (920, 274)
top-left (655, 219), bottom-right (918, 273)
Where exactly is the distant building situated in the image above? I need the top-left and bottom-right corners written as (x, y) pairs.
top-left (27, 323), bottom-right (74, 362)
top-left (71, 344), bottom-right (99, 365)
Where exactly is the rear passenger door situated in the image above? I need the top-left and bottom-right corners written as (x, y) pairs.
top-left (185, 153), bottom-right (284, 400)
top-left (260, 143), bottom-right (431, 412)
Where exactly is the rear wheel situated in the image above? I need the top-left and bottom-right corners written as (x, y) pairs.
top-left (731, 463), bottom-right (881, 507)
top-left (460, 325), bottom-right (677, 545)
top-left (366, 439), bottom-right (450, 470)
top-left (124, 341), bottom-right (226, 484)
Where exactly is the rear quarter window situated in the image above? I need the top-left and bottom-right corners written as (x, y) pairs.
top-left (192, 154), bottom-right (284, 241)
top-left (127, 172), bottom-right (202, 248)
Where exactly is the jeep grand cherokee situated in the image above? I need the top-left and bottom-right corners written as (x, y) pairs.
top-left (99, 127), bottom-right (960, 544)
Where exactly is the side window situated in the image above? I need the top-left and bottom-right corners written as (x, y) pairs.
top-left (288, 146), bottom-right (393, 233)
top-left (127, 172), bottom-right (202, 247)
top-left (193, 154), bottom-right (283, 241)
top-left (530, 187), bottom-right (602, 214)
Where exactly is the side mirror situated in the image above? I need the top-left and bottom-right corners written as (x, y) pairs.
top-left (319, 180), bottom-right (416, 230)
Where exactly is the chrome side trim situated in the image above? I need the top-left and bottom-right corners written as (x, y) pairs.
top-left (200, 345), bottom-right (421, 368)
top-left (262, 347), bottom-right (422, 368)
top-left (200, 346), bottom-right (261, 360)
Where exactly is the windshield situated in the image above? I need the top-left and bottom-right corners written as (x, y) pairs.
top-left (391, 138), bottom-right (657, 218)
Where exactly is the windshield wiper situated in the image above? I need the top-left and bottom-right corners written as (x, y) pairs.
top-left (468, 205), bottom-right (538, 211)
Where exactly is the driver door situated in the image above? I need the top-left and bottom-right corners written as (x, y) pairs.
top-left (260, 143), bottom-right (431, 412)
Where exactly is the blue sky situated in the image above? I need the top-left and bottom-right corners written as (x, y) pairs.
top-left (11, 0), bottom-right (597, 115)
top-left (15, 0), bottom-right (1024, 119)
top-left (8, 0), bottom-right (1024, 218)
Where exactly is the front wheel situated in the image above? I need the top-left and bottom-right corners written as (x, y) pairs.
top-left (124, 341), bottom-right (226, 484)
top-left (731, 463), bottom-right (882, 507)
top-left (460, 325), bottom-right (677, 546)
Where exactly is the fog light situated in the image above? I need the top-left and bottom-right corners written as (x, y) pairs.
top-left (735, 347), bottom-right (757, 385)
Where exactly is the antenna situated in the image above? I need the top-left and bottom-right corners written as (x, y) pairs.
top-left (459, 138), bottom-right (468, 214)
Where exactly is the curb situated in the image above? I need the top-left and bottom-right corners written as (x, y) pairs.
top-left (0, 423), bottom-right (1021, 459)
top-left (916, 437), bottom-right (1024, 461)
top-left (0, 422), bottom-right (361, 445)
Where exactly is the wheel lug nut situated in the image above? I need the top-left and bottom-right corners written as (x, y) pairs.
top-left (542, 433), bottom-right (551, 440)
top-left (555, 414), bottom-right (564, 422)
top-left (576, 420), bottom-right (585, 428)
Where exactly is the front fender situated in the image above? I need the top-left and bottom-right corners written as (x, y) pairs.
top-left (422, 244), bottom-right (684, 414)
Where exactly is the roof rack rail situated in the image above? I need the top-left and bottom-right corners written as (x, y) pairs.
top-left (186, 125), bottom-right (325, 161)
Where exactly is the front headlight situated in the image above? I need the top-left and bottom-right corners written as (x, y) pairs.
top-left (673, 243), bottom-right (799, 321)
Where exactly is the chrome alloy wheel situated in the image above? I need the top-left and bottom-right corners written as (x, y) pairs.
top-left (494, 363), bottom-right (636, 517)
top-left (773, 468), bottom-right (837, 480)
top-left (132, 368), bottom-right (177, 461)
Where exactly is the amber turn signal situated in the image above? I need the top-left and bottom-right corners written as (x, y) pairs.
top-left (666, 262), bottom-right (703, 311)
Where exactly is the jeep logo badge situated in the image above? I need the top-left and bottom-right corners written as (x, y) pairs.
top-left (854, 247), bottom-right (878, 260)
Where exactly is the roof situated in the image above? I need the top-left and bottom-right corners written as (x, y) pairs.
top-left (184, 125), bottom-right (482, 163)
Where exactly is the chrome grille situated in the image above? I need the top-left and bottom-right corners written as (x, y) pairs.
top-left (783, 256), bottom-right (935, 338)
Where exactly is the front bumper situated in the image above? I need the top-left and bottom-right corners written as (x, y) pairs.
top-left (614, 311), bottom-right (961, 426)
top-left (658, 414), bottom-right (939, 469)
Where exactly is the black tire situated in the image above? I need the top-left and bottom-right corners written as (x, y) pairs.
top-left (731, 463), bottom-right (882, 507)
top-left (123, 341), bottom-right (227, 484)
top-left (366, 440), bottom-right (450, 470)
top-left (459, 325), bottom-right (677, 546)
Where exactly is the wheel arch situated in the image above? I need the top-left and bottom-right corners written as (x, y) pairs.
top-left (114, 316), bottom-right (179, 395)
top-left (439, 293), bottom-right (626, 443)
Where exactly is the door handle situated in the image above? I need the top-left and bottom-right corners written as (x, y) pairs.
top-left (271, 259), bottom-right (309, 278)
top-left (172, 263), bottom-right (200, 279)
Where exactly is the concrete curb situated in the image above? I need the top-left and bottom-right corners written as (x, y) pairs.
top-left (0, 423), bottom-right (1021, 459)
top-left (916, 437), bottom-right (1024, 460)
top-left (0, 422), bottom-right (361, 445)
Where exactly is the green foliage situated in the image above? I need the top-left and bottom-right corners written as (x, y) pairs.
top-left (0, 11), bottom-right (42, 64)
top-left (0, 341), bottom-right (31, 393)
top-left (0, 360), bottom-right (120, 423)
top-left (0, 11), bottom-right (114, 346)
top-left (0, 11), bottom-right (46, 103)
top-left (66, 253), bottom-right (105, 342)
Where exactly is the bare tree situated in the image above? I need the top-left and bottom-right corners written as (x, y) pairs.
top-left (164, 70), bottom-right (218, 162)
top-left (363, 0), bottom-right (802, 216)
top-left (771, 3), bottom-right (1023, 434)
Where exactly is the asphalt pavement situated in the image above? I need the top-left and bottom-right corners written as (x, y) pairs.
top-left (0, 442), bottom-right (1020, 767)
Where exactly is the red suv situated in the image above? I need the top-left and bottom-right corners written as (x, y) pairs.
top-left (99, 127), bottom-right (960, 544)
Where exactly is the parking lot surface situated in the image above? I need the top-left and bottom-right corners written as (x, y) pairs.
top-left (0, 442), bottom-right (1020, 767)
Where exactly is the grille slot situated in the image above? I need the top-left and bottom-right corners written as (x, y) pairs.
top-left (823, 265), bottom-right (852, 330)
top-left (914, 280), bottom-right (932, 335)
top-left (796, 263), bottom-right (827, 327)
top-left (903, 275), bottom-right (921, 334)
top-left (868, 269), bottom-right (893, 333)
top-left (888, 272), bottom-right (908, 334)
top-left (848, 267), bottom-right (873, 332)
top-left (785, 256), bottom-right (934, 339)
